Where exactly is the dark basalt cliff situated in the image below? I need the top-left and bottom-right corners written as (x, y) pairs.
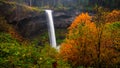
top-left (0, 1), bottom-right (75, 38)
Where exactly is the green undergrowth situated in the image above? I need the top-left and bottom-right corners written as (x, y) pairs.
top-left (0, 32), bottom-right (70, 68)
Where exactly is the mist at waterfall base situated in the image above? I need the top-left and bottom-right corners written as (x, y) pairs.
top-left (45, 10), bottom-right (57, 48)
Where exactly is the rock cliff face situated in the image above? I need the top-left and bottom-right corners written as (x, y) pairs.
top-left (0, 1), bottom-right (75, 38)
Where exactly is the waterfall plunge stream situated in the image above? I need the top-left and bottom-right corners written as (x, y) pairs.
top-left (45, 10), bottom-right (57, 48)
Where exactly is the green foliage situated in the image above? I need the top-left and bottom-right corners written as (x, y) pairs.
top-left (23, 5), bottom-right (43, 12)
top-left (109, 22), bottom-right (120, 30)
top-left (106, 22), bottom-right (120, 46)
top-left (0, 32), bottom-right (70, 68)
top-left (0, 32), bottom-right (39, 68)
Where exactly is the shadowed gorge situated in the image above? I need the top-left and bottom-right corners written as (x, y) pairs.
top-left (0, 0), bottom-right (120, 68)
top-left (0, 0), bottom-right (74, 39)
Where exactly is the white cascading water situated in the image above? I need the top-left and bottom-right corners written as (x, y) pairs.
top-left (45, 10), bottom-right (57, 48)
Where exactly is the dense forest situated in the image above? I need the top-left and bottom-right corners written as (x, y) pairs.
top-left (0, 0), bottom-right (120, 68)
top-left (8, 0), bottom-right (120, 10)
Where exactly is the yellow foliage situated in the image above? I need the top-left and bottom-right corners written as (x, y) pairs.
top-left (60, 12), bottom-right (120, 67)
top-left (60, 13), bottom-right (98, 67)
top-left (105, 10), bottom-right (120, 23)
top-left (69, 13), bottom-right (92, 29)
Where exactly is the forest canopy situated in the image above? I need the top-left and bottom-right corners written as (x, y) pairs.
top-left (8, 0), bottom-right (120, 10)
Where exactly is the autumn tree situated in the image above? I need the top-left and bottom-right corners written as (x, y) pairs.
top-left (105, 10), bottom-right (120, 23)
top-left (59, 12), bottom-right (120, 67)
top-left (60, 13), bottom-right (97, 67)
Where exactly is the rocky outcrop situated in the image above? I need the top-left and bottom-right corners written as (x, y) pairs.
top-left (17, 11), bottom-right (75, 37)
top-left (0, 1), bottom-right (75, 38)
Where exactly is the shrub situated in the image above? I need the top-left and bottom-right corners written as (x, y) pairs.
top-left (0, 32), bottom-right (40, 68)
top-left (0, 32), bottom-right (70, 68)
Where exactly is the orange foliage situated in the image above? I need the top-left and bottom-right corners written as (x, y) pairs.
top-left (60, 13), bottom-right (97, 67)
top-left (68, 13), bottom-right (97, 38)
top-left (69, 13), bottom-right (92, 29)
top-left (105, 10), bottom-right (120, 23)
top-left (59, 12), bottom-right (120, 67)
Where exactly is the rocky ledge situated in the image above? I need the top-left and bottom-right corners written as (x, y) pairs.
top-left (0, 1), bottom-right (76, 38)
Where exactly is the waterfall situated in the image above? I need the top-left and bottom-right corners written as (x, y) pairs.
top-left (45, 10), bottom-right (57, 48)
